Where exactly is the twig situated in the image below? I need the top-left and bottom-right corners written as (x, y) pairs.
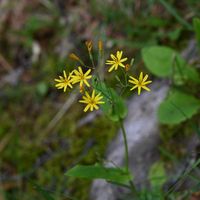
top-left (77, 111), bottom-right (101, 128)
top-left (158, 0), bottom-right (193, 30)
top-left (41, 92), bottom-right (79, 139)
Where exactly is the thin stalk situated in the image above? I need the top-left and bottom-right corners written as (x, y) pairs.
top-left (89, 52), bottom-right (95, 69)
top-left (119, 119), bottom-right (138, 195)
top-left (119, 119), bottom-right (129, 172)
top-left (129, 180), bottom-right (138, 195)
top-left (158, 0), bottom-right (193, 30)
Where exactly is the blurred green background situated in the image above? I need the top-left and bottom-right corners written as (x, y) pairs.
top-left (0, 0), bottom-right (200, 199)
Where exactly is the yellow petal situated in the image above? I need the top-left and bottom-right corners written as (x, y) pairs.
top-left (73, 70), bottom-right (80, 76)
top-left (143, 74), bottom-right (148, 82)
top-left (111, 54), bottom-right (117, 60)
top-left (129, 79), bottom-right (138, 84)
top-left (64, 85), bottom-right (67, 92)
top-left (90, 105), bottom-right (94, 111)
top-left (85, 75), bottom-right (92, 79)
top-left (138, 86), bottom-right (141, 95)
top-left (119, 63), bottom-right (125, 68)
top-left (85, 91), bottom-right (90, 99)
top-left (120, 57), bottom-right (127, 62)
top-left (84, 80), bottom-right (90, 87)
top-left (117, 51), bottom-right (122, 59)
top-left (108, 65), bottom-right (115, 72)
top-left (55, 79), bottom-right (62, 82)
top-left (79, 100), bottom-right (88, 104)
top-left (97, 101), bottom-right (105, 104)
top-left (63, 70), bottom-right (67, 78)
top-left (106, 60), bottom-right (116, 64)
top-left (78, 67), bottom-right (83, 74)
top-left (114, 64), bottom-right (118, 70)
top-left (84, 104), bottom-right (90, 112)
top-left (94, 104), bottom-right (99, 110)
top-left (141, 86), bottom-right (151, 91)
top-left (129, 76), bottom-right (138, 82)
top-left (143, 80), bottom-right (152, 85)
top-left (139, 72), bottom-right (143, 82)
top-left (130, 85), bottom-right (138, 91)
top-left (92, 90), bottom-right (95, 99)
top-left (85, 69), bottom-right (91, 76)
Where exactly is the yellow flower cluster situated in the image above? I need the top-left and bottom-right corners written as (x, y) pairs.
top-left (54, 65), bottom-right (104, 112)
top-left (54, 67), bottom-right (92, 91)
top-left (105, 50), bottom-right (152, 95)
top-left (55, 41), bottom-right (152, 112)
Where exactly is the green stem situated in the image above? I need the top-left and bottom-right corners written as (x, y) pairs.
top-left (129, 180), bottom-right (138, 195)
top-left (120, 119), bottom-right (137, 195)
top-left (120, 119), bottom-right (137, 196)
top-left (119, 119), bottom-right (129, 172)
top-left (89, 52), bottom-right (95, 69)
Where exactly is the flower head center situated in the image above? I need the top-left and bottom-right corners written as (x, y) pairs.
top-left (138, 81), bottom-right (142, 86)
top-left (64, 79), bottom-right (69, 83)
top-left (80, 74), bottom-right (85, 80)
top-left (89, 99), bottom-right (95, 105)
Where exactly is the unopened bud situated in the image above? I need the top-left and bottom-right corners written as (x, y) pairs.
top-left (85, 41), bottom-right (93, 52)
top-left (130, 58), bottom-right (134, 67)
top-left (125, 64), bottom-right (130, 71)
top-left (98, 40), bottom-right (103, 52)
top-left (69, 53), bottom-right (80, 61)
top-left (80, 85), bottom-right (84, 93)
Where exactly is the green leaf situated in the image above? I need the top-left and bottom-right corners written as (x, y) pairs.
top-left (193, 18), bottom-right (200, 46)
top-left (92, 76), bottom-right (128, 121)
top-left (158, 90), bottom-right (200, 124)
top-left (148, 161), bottom-right (167, 189)
top-left (65, 164), bottom-right (133, 185)
top-left (102, 88), bottom-right (127, 122)
top-left (142, 46), bottom-right (200, 84)
top-left (142, 46), bottom-right (180, 77)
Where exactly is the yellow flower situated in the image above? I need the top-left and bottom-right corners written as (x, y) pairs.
top-left (79, 90), bottom-right (105, 112)
top-left (54, 70), bottom-right (73, 92)
top-left (129, 72), bottom-right (152, 95)
top-left (106, 51), bottom-right (127, 72)
top-left (71, 66), bottom-right (92, 87)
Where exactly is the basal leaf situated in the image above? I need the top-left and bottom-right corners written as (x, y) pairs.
top-left (142, 46), bottom-right (177, 77)
top-left (148, 161), bottom-right (167, 189)
top-left (158, 90), bottom-right (200, 124)
top-left (142, 46), bottom-right (200, 84)
top-left (65, 164), bottom-right (133, 185)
